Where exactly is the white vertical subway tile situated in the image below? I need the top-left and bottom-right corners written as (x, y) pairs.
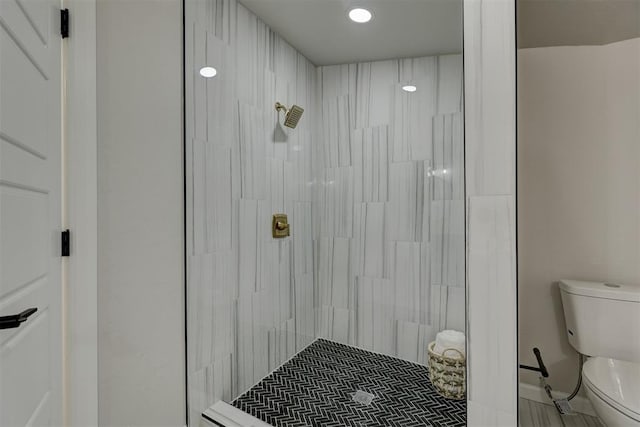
top-left (236, 296), bottom-right (255, 393)
top-left (318, 167), bottom-right (353, 238)
top-left (437, 54), bottom-right (464, 114)
top-left (398, 56), bottom-right (438, 86)
top-left (468, 195), bottom-right (517, 416)
top-left (238, 103), bottom-right (266, 199)
top-left (432, 113), bottom-right (464, 201)
top-left (353, 203), bottom-right (386, 278)
top-left (464, 0), bottom-right (516, 198)
top-left (294, 273), bottom-right (315, 349)
top-left (192, 139), bottom-right (207, 255)
top-left (355, 60), bottom-right (398, 128)
top-left (266, 157), bottom-right (285, 211)
top-left (322, 96), bottom-right (354, 168)
top-left (193, 24), bottom-right (208, 141)
top-left (331, 238), bottom-right (351, 309)
top-left (331, 308), bottom-right (351, 345)
top-left (315, 237), bottom-right (351, 310)
top-left (388, 162), bottom-right (425, 241)
top-left (429, 285), bottom-right (444, 331)
top-left (207, 32), bottom-right (237, 146)
top-left (267, 328), bottom-right (277, 372)
top-left (203, 0), bottom-right (236, 44)
top-left (356, 277), bottom-right (395, 354)
top-left (206, 145), bottom-right (233, 252)
top-left (292, 202), bottom-right (313, 276)
top-left (389, 242), bottom-right (424, 324)
top-left (391, 80), bottom-right (436, 162)
top-left (254, 290), bottom-right (272, 382)
top-left (320, 63), bottom-right (357, 100)
top-left (445, 286), bottom-right (466, 332)
top-left (430, 199), bottom-right (465, 288)
top-left (238, 199), bottom-right (259, 297)
top-left (396, 321), bottom-right (420, 362)
top-left (352, 126), bottom-right (389, 203)
top-left (468, 400), bottom-right (515, 427)
top-left (287, 130), bottom-right (313, 202)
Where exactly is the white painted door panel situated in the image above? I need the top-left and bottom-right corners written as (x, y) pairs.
top-left (0, 0), bottom-right (62, 425)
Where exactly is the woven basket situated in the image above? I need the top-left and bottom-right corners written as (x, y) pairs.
top-left (427, 341), bottom-right (466, 400)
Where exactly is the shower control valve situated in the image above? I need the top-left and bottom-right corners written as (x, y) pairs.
top-left (272, 214), bottom-right (290, 238)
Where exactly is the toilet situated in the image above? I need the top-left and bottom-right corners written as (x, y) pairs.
top-left (559, 280), bottom-right (640, 426)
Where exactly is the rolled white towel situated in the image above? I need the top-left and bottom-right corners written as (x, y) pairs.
top-left (433, 330), bottom-right (466, 359)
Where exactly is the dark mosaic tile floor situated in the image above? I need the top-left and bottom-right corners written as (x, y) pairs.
top-left (233, 339), bottom-right (466, 426)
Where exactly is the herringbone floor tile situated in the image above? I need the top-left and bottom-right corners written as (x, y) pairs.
top-left (233, 339), bottom-right (466, 426)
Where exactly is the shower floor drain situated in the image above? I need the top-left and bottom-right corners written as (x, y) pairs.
top-left (351, 390), bottom-right (376, 405)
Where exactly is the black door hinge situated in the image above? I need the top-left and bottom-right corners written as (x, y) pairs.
top-left (61, 229), bottom-right (70, 257)
top-left (61, 9), bottom-right (69, 38)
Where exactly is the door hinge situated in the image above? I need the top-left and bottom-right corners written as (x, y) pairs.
top-left (61, 9), bottom-right (69, 39)
top-left (61, 229), bottom-right (70, 257)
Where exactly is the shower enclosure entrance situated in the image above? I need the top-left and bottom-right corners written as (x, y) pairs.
top-left (185, 0), bottom-right (465, 425)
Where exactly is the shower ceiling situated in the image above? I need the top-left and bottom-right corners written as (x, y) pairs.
top-left (239, 0), bottom-right (463, 66)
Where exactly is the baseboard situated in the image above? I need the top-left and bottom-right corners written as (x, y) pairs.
top-left (519, 382), bottom-right (597, 417)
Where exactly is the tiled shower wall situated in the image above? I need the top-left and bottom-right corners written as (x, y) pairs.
top-left (185, 0), bottom-right (318, 422)
top-left (314, 57), bottom-right (465, 364)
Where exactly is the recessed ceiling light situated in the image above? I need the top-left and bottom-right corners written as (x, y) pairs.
top-left (402, 85), bottom-right (417, 93)
top-left (348, 8), bottom-right (372, 23)
top-left (199, 66), bottom-right (218, 78)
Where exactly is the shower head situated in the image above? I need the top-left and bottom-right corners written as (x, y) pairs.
top-left (275, 102), bottom-right (304, 129)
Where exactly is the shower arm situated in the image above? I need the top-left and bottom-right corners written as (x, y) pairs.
top-left (275, 102), bottom-right (289, 114)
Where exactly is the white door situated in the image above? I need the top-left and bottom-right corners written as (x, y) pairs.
top-left (0, 0), bottom-right (63, 425)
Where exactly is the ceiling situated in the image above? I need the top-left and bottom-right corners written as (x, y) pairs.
top-left (239, 0), bottom-right (463, 66)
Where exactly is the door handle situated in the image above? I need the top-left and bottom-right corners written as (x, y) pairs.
top-left (0, 308), bottom-right (37, 330)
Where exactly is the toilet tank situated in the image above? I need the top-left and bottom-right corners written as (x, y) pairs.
top-left (559, 280), bottom-right (640, 362)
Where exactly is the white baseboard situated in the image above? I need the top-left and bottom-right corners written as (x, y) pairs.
top-left (519, 382), bottom-right (597, 417)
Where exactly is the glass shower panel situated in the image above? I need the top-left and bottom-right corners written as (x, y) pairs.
top-left (314, 56), bottom-right (464, 363)
top-left (185, 0), bottom-right (465, 425)
top-left (185, 1), bottom-right (318, 421)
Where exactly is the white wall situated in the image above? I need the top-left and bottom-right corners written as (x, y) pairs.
top-left (518, 38), bottom-right (640, 394)
top-left (97, 0), bottom-right (185, 425)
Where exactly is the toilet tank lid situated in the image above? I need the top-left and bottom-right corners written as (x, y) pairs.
top-left (559, 280), bottom-right (640, 302)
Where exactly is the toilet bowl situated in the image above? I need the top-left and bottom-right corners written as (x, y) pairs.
top-left (559, 280), bottom-right (640, 426)
top-left (582, 357), bottom-right (640, 426)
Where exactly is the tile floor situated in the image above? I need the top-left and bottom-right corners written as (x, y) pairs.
top-left (519, 398), bottom-right (603, 427)
top-left (233, 339), bottom-right (466, 426)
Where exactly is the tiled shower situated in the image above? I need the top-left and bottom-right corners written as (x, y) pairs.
top-left (186, 0), bottom-right (469, 424)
